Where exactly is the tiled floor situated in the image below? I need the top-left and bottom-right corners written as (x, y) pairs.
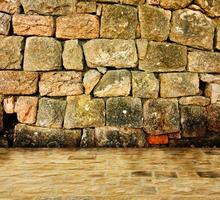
top-left (0, 148), bottom-right (220, 200)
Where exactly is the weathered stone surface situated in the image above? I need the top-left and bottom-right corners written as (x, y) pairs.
top-left (0, 13), bottom-right (11, 35)
top-left (160, 73), bottom-right (200, 97)
top-left (15, 96), bottom-right (38, 124)
top-left (94, 70), bottom-right (131, 97)
top-left (76, 2), bottom-right (96, 13)
top-left (39, 72), bottom-right (83, 96)
top-left (56, 15), bottom-right (99, 39)
top-left (216, 23), bottom-right (220, 50)
top-left (122, 0), bottom-right (145, 5)
top-left (195, 0), bottom-right (220, 17)
top-left (100, 5), bottom-right (138, 39)
top-left (132, 72), bottom-right (159, 98)
top-left (21, 0), bottom-right (75, 16)
top-left (106, 97), bottom-right (143, 128)
top-left (14, 124), bottom-right (81, 147)
top-left (160, 0), bottom-right (192, 9)
top-left (62, 40), bottom-right (83, 71)
top-left (24, 37), bottom-right (62, 71)
top-left (138, 41), bottom-right (187, 72)
top-left (94, 126), bottom-right (146, 147)
top-left (83, 70), bottom-right (101, 95)
top-left (64, 96), bottom-right (105, 129)
top-left (80, 128), bottom-right (95, 148)
top-left (143, 99), bottom-right (180, 135)
top-left (13, 14), bottom-right (54, 36)
top-left (0, 36), bottom-right (24, 69)
top-left (205, 84), bottom-right (220, 104)
top-left (179, 96), bottom-right (210, 106)
top-left (36, 98), bottom-right (66, 129)
top-left (0, 71), bottom-right (38, 95)
top-left (147, 135), bottom-right (169, 145)
top-left (83, 39), bottom-right (138, 68)
top-left (207, 103), bottom-right (220, 132)
top-left (0, 0), bottom-right (20, 14)
top-left (200, 74), bottom-right (220, 84)
top-left (181, 106), bottom-right (207, 137)
top-left (139, 5), bottom-right (171, 41)
top-left (188, 51), bottom-right (220, 73)
top-left (170, 9), bottom-right (214, 50)
top-left (3, 96), bottom-right (16, 114)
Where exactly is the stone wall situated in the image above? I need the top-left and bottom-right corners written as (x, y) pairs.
top-left (0, 0), bottom-right (220, 147)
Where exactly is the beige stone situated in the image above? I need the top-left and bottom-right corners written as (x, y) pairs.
top-left (24, 37), bottom-right (62, 71)
top-left (188, 51), bottom-right (220, 73)
top-left (100, 4), bottom-right (138, 39)
top-left (195, 0), bottom-right (220, 17)
top-left (15, 96), bottom-right (38, 124)
top-left (160, 0), bottom-right (192, 9)
top-left (122, 0), bottom-right (145, 5)
top-left (160, 73), bottom-right (200, 98)
top-left (56, 15), bottom-right (99, 39)
top-left (39, 72), bottom-right (83, 97)
top-left (207, 103), bottom-right (220, 132)
top-left (76, 2), bottom-right (96, 13)
top-left (0, 13), bottom-right (11, 35)
top-left (0, 0), bottom-right (20, 14)
top-left (80, 128), bottom-right (95, 147)
top-left (200, 74), bottom-right (220, 84)
top-left (13, 14), bottom-right (54, 36)
top-left (170, 9), bottom-right (214, 50)
top-left (62, 40), bottom-right (83, 71)
top-left (216, 21), bottom-right (220, 50)
top-left (179, 96), bottom-right (210, 106)
top-left (205, 84), bottom-right (220, 104)
top-left (83, 39), bottom-right (138, 68)
top-left (139, 5), bottom-right (171, 41)
top-left (0, 36), bottom-right (24, 69)
top-left (3, 96), bottom-right (16, 114)
top-left (94, 70), bottom-right (131, 97)
top-left (0, 71), bottom-right (38, 95)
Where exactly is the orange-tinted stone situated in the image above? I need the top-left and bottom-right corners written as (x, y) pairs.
top-left (147, 135), bottom-right (169, 145)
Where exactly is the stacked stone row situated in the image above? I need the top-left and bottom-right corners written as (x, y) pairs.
top-left (0, 0), bottom-right (220, 147)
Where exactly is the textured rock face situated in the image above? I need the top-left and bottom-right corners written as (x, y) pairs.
top-left (36, 98), bottom-right (66, 129)
top-left (143, 99), bottom-right (180, 135)
top-left (39, 72), bottom-right (83, 96)
top-left (159, 0), bottom-right (192, 9)
top-left (24, 37), bottom-right (62, 71)
top-left (180, 106), bottom-right (207, 137)
top-left (0, 36), bottom-right (24, 69)
top-left (0, 13), bottom-right (11, 35)
top-left (170, 9), bottom-right (214, 50)
top-left (200, 74), bottom-right (220, 84)
top-left (80, 128), bottom-right (95, 147)
top-left (139, 5), bottom-right (171, 41)
top-left (83, 39), bottom-right (138, 68)
top-left (100, 5), bottom-right (138, 39)
top-left (147, 135), bottom-right (169, 145)
top-left (132, 72), bottom-right (159, 98)
top-left (207, 103), bottom-right (220, 132)
top-left (216, 22), bottom-right (220, 50)
top-left (13, 15), bottom-right (54, 36)
top-left (56, 15), bottom-right (99, 39)
top-left (0, 0), bottom-right (20, 14)
top-left (195, 0), bottom-right (220, 17)
top-left (138, 41), bottom-right (187, 72)
top-left (62, 40), bottom-right (83, 71)
top-left (94, 70), bottom-right (131, 97)
top-left (14, 124), bottom-right (81, 147)
top-left (188, 51), bottom-right (220, 73)
top-left (0, 71), bottom-right (38, 95)
top-left (21, 0), bottom-right (76, 16)
top-left (179, 96), bottom-right (210, 106)
top-left (3, 96), bottom-right (16, 114)
top-left (64, 96), bottom-right (105, 128)
top-left (160, 73), bottom-right (200, 98)
top-left (106, 97), bottom-right (143, 128)
top-left (76, 2), bottom-right (96, 13)
top-left (94, 126), bottom-right (146, 147)
top-left (205, 84), bottom-right (220, 104)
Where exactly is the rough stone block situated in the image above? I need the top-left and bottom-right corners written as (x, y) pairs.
top-left (106, 97), bottom-right (143, 128)
top-left (188, 51), bottom-right (220, 73)
top-left (0, 36), bottom-right (24, 69)
top-left (139, 5), bottom-right (171, 41)
top-left (83, 39), bottom-right (138, 68)
top-left (195, 0), bottom-right (220, 17)
top-left (94, 70), bottom-right (131, 97)
top-left (13, 14), bottom-right (54, 36)
top-left (0, 71), bottom-right (38, 95)
top-left (0, 12), bottom-right (11, 35)
top-left (56, 15), bottom-right (99, 39)
top-left (122, 0), bottom-right (145, 5)
top-left (64, 95), bottom-right (105, 129)
top-left (76, 2), bottom-right (96, 13)
top-left (14, 124), bottom-right (81, 147)
top-left (80, 128), bottom-right (95, 148)
top-left (181, 106), bottom-right (207, 137)
top-left (207, 103), bottom-right (220, 132)
top-left (143, 98), bottom-right (180, 135)
top-left (24, 37), bottom-right (62, 71)
top-left (179, 96), bottom-right (210, 106)
top-left (0, 0), bottom-right (20, 14)
top-left (205, 84), bottom-right (220, 104)
top-left (94, 126), bottom-right (146, 147)
top-left (39, 72), bottom-right (83, 96)
top-left (3, 96), bottom-right (16, 114)
top-left (216, 24), bottom-right (220, 50)
top-left (132, 72), bottom-right (159, 98)
top-left (138, 41), bottom-right (187, 72)
top-left (15, 96), bottom-right (38, 124)
top-left (170, 9), bottom-right (214, 50)
top-left (200, 74), bottom-right (220, 84)
top-left (100, 4), bottom-right (138, 39)
top-left (160, 73), bottom-right (200, 97)
top-left (62, 40), bottom-right (83, 71)
top-left (159, 0), bottom-right (192, 9)
top-left (147, 135), bottom-right (169, 145)
top-left (36, 98), bottom-right (66, 129)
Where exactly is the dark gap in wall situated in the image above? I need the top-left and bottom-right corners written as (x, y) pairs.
top-left (199, 80), bottom-right (206, 95)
